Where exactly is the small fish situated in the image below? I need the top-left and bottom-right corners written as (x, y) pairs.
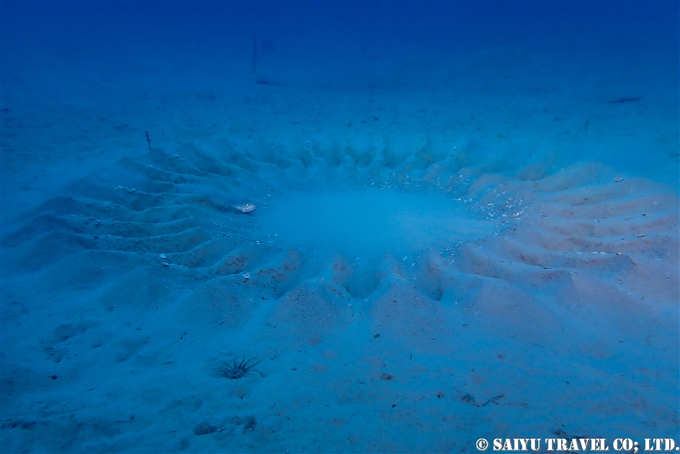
top-left (608, 97), bottom-right (642, 104)
top-left (235, 203), bottom-right (256, 213)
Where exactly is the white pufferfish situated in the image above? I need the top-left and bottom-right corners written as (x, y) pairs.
top-left (235, 203), bottom-right (256, 213)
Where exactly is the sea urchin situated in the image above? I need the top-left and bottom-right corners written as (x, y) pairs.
top-left (214, 357), bottom-right (261, 380)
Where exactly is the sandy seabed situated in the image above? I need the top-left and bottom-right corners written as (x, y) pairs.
top-left (1, 49), bottom-right (678, 453)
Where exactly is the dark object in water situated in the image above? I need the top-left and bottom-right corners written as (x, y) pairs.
top-left (608, 97), bottom-right (642, 104)
top-left (460, 392), bottom-right (506, 407)
top-left (214, 357), bottom-right (260, 380)
top-left (194, 422), bottom-right (218, 436)
top-left (231, 415), bottom-right (257, 431)
top-left (255, 78), bottom-right (285, 87)
top-left (252, 31), bottom-right (257, 73)
top-left (145, 131), bottom-right (152, 150)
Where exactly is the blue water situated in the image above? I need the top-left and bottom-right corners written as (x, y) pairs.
top-left (3, 3), bottom-right (676, 73)
top-left (1, 2), bottom-right (678, 453)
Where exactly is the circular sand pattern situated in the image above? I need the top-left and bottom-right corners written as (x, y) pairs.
top-left (2, 140), bottom-right (678, 451)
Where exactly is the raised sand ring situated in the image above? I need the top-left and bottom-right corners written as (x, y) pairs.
top-left (2, 138), bottom-right (678, 451)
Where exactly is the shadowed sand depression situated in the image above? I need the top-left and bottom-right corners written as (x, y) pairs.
top-left (2, 138), bottom-right (678, 452)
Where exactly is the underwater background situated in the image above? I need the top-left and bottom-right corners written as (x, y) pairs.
top-left (1, 1), bottom-right (678, 452)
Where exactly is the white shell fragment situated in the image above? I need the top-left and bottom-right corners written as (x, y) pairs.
top-left (235, 203), bottom-right (256, 213)
top-left (159, 254), bottom-right (167, 259)
top-left (242, 272), bottom-right (251, 282)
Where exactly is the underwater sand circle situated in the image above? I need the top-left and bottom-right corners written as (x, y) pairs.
top-left (6, 139), bottom-right (677, 308)
top-left (6, 140), bottom-right (677, 308)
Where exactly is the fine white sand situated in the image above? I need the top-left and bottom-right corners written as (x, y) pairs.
top-left (1, 44), bottom-right (678, 452)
